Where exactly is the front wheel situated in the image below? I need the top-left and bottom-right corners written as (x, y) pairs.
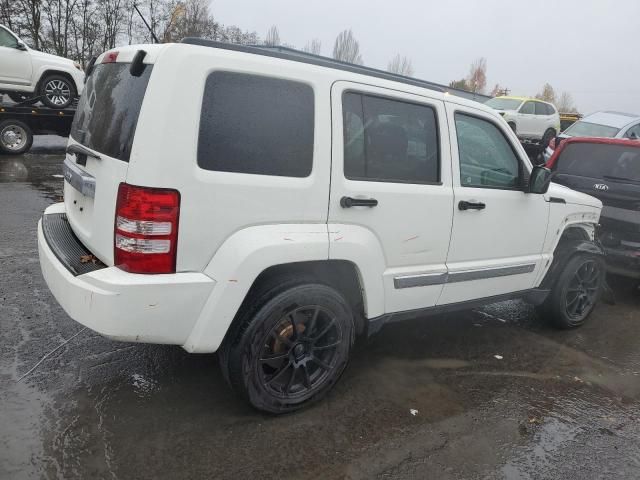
top-left (220, 283), bottom-right (354, 413)
top-left (540, 253), bottom-right (604, 329)
top-left (39, 75), bottom-right (76, 109)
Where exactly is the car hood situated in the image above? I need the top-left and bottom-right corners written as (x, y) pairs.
top-left (547, 182), bottom-right (603, 209)
top-left (28, 48), bottom-right (75, 67)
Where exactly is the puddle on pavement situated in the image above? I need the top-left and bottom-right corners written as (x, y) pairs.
top-left (0, 153), bottom-right (64, 201)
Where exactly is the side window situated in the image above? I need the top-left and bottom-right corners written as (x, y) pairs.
top-left (535, 102), bottom-right (548, 115)
top-left (625, 124), bottom-right (640, 139)
top-left (519, 102), bottom-right (535, 115)
top-left (342, 92), bottom-right (440, 184)
top-left (547, 104), bottom-right (556, 115)
top-left (0, 27), bottom-right (17, 48)
top-left (455, 113), bottom-right (522, 189)
top-left (198, 72), bottom-right (314, 177)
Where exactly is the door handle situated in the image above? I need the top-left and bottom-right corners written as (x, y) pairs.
top-left (340, 196), bottom-right (378, 208)
top-left (458, 200), bottom-right (486, 211)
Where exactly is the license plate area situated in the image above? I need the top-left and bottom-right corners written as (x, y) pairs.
top-left (63, 157), bottom-right (96, 198)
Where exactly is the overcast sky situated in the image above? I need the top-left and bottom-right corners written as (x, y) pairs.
top-left (211, 0), bottom-right (640, 115)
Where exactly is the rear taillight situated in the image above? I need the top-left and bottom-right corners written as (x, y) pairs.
top-left (114, 183), bottom-right (180, 274)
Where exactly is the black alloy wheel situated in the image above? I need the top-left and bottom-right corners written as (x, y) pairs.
top-left (258, 305), bottom-right (343, 399)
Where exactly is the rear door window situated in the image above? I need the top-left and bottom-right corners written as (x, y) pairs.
top-left (71, 63), bottom-right (153, 162)
top-left (197, 72), bottom-right (314, 177)
top-left (342, 92), bottom-right (440, 184)
top-left (535, 103), bottom-right (548, 115)
top-left (519, 102), bottom-right (535, 115)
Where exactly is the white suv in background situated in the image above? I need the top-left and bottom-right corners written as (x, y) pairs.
top-left (486, 96), bottom-right (561, 149)
top-left (38, 41), bottom-right (604, 413)
top-left (0, 24), bottom-right (84, 108)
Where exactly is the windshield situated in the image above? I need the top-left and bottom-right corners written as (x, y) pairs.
top-left (485, 98), bottom-right (523, 111)
top-left (71, 63), bottom-right (153, 162)
top-left (563, 120), bottom-right (620, 138)
top-left (556, 143), bottom-right (640, 184)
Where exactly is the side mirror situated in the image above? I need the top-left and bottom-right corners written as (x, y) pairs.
top-left (528, 165), bottom-right (553, 194)
top-left (16, 41), bottom-right (27, 51)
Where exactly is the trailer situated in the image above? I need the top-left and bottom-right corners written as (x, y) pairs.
top-left (0, 98), bottom-right (75, 154)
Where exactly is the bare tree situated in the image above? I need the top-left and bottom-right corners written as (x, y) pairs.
top-left (15, 0), bottom-right (43, 48)
top-left (332, 29), bottom-right (363, 64)
top-left (265, 25), bottom-right (280, 46)
top-left (556, 91), bottom-right (577, 112)
top-left (387, 54), bottom-right (414, 76)
top-left (466, 57), bottom-right (487, 94)
top-left (536, 83), bottom-right (556, 103)
top-left (449, 78), bottom-right (469, 91)
top-left (302, 38), bottom-right (321, 55)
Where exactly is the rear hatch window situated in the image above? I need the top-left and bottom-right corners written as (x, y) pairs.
top-left (71, 63), bottom-right (153, 161)
top-left (555, 143), bottom-right (640, 184)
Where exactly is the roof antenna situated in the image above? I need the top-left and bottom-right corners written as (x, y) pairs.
top-left (133, 3), bottom-right (160, 44)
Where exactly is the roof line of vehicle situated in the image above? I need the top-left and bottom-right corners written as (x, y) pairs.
top-left (180, 38), bottom-right (492, 103)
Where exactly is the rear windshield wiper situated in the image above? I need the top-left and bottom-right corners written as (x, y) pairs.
top-left (66, 143), bottom-right (101, 160)
top-left (602, 175), bottom-right (640, 184)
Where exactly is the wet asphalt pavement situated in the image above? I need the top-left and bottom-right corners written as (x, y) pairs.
top-left (2, 143), bottom-right (640, 480)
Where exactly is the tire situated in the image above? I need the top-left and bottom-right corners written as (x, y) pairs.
top-left (220, 282), bottom-right (354, 414)
top-left (38, 74), bottom-right (76, 109)
top-left (7, 92), bottom-right (36, 105)
top-left (0, 120), bottom-right (33, 155)
top-left (540, 253), bottom-right (605, 329)
top-left (541, 128), bottom-right (556, 150)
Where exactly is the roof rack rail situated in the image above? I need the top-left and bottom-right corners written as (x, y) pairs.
top-left (180, 38), bottom-right (490, 103)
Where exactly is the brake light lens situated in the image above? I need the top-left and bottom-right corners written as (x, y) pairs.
top-left (114, 183), bottom-right (180, 274)
top-left (103, 51), bottom-right (119, 63)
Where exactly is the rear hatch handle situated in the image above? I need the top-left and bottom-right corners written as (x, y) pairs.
top-left (66, 143), bottom-right (101, 161)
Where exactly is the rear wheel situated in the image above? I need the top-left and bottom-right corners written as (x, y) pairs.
top-left (540, 253), bottom-right (604, 329)
top-left (38, 74), bottom-right (76, 109)
top-left (0, 120), bottom-right (33, 154)
top-left (220, 282), bottom-right (354, 413)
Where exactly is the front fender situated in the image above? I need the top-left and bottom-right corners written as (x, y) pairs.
top-left (539, 238), bottom-right (605, 289)
top-left (183, 224), bottom-right (329, 353)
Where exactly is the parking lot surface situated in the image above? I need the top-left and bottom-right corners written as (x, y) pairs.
top-left (2, 148), bottom-right (640, 479)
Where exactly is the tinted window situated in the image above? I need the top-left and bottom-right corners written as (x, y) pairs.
top-left (198, 72), bottom-right (314, 177)
top-left (555, 143), bottom-right (640, 183)
top-left (343, 92), bottom-right (439, 184)
top-left (71, 63), bottom-right (152, 162)
top-left (455, 113), bottom-right (521, 189)
top-left (535, 102), bottom-right (550, 115)
top-left (519, 102), bottom-right (535, 114)
top-left (0, 27), bottom-right (17, 48)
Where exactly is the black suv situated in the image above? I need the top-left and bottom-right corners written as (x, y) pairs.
top-left (548, 138), bottom-right (640, 278)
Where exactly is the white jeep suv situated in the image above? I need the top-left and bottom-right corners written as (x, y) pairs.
top-left (0, 24), bottom-right (84, 108)
top-left (38, 41), bottom-right (604, 413)
top-left (486, 96), bottom-right (561, 150)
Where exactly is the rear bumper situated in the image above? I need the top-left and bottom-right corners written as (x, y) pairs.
top-left (603, 245), bottom-right (640, 279)
top-left (38, 204), bottom-right (215, 345)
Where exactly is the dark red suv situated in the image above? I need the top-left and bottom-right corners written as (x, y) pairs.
top-left (548, 137), bottom-right (640, 278)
